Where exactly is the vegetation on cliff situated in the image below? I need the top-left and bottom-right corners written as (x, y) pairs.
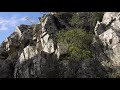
top-left (55, 12), bottom-right (104, 61)
top-left (0, 12), bottom-right (107, 78)
top-left (56, 28), bottom-right (93, 61)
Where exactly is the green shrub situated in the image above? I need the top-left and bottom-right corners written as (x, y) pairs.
top-left (56, 28), bottom-right (94, 61)
top-left (70, 12), bottom-right (104, 31)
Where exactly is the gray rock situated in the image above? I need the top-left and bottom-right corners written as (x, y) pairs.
top-left (2, 12), bottom-right (118, 78)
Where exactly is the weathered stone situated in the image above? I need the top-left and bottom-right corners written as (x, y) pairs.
top-left (99, 28), bottom-right (120, 48)
top-left (0, 26), bottom-right (22, 57)
top-left (41, 14), bottom-right (58, 33)
top-left (40, 14), bottom-right (58, 54)
top-left (1, 12), bottom-right (114, 78)
top-left (40, 32), bottom-right (55, 54)
top-left (102, 12), bottom-right (118, 26)
top-left (55, 42), bottom-right (68, 58)
top-left (19, 45), bottom-right (38, 64)
top-left (94, 21), bottom-right (106, 36)
top-left (94, 12), bottom-right (120, 77)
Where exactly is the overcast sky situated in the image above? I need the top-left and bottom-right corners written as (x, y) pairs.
top-left (0, 12), bottom-right (48, 44)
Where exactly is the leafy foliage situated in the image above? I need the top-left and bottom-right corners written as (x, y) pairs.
top-left (56, 28), bottom-right (94, 61)
top-left (70, 12), bottom-right (104, 31)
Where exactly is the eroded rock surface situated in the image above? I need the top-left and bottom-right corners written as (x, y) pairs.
top-left (1, 12), bottom-right (120, 78)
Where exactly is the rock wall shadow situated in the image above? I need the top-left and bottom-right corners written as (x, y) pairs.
top-left (14, 51), bottom-right (60, 78)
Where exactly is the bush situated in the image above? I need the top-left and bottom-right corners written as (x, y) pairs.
top-left (54, 12), bottom-right (74, 26)
top-left (70, 12), bottom-right (104, 31)
top-left (56, 28), bottom-right (94, 61)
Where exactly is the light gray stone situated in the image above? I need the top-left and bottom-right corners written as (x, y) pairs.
top-left (19, 45), bottom-right (38, 64)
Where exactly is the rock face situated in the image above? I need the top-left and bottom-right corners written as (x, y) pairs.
top-left (0, 13), bottom-right (69, 78)
top-left (14, 14), bottom-right (64, 78)
top-left (95, 12), bottom-right (120, 66)
top-left (1, 12), bottom-right (120, 78)
top-left (93, 12), bottom-right (120, 77)
top-left (19, 45), bottom-right (38, 64)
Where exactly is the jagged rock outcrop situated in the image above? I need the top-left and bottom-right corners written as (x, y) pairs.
top-left (95, 12), bottom-right (120, 65)
top-left (11, 13), bottom-right (69, 78)
top-left (94, 12), bottom-right (120, 77)
top-left (1, 12), bottom-right (120, 78)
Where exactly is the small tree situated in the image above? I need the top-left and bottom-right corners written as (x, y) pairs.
top-left (56, 28), bottom-right (94, 61)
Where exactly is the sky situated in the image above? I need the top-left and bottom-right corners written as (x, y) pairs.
top-left (0, 12), bottom-right (48, 44)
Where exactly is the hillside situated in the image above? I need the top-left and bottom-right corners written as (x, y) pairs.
top-left (1, 12), bottom-right (120, 78)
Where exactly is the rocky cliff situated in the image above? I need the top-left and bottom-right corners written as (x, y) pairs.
top-left (0, 12), bottom-right (70, 78)
top-left (94, 12), bottom-right (120, 77)
top-left (1, 12), bottom-right (120, 78)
